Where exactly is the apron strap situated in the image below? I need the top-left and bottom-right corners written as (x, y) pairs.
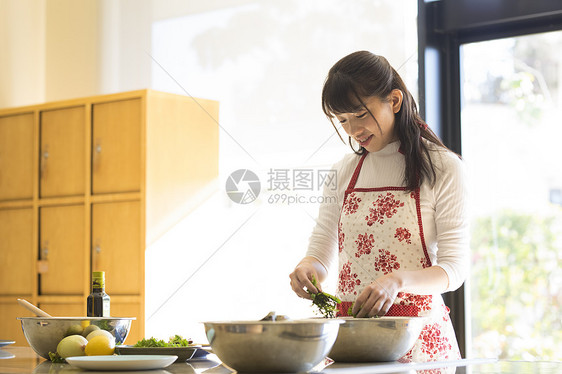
top-left (346, 152), bottom-right (369, 191)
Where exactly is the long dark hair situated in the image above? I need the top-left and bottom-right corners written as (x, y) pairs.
top-left (322, 51), bottom-right (448, 191)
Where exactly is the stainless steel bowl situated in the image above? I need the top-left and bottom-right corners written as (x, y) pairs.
top-left (203, 319), bottom-right (344, 373)
top-left (328, 316), bottom-right (425, 362)
top-left (18, 317), bottom-right (134, 359)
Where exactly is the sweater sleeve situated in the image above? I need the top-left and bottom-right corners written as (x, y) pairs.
top-left (305, 154), bottom-right (357, 271)
top-left (432, 151), bottom-right (471, 292)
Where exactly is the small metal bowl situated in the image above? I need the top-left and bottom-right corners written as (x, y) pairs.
top-left (204, 319), bottom-right (343, 373)
top-left (328, 316), bottom-right (426, 362)
top-left (18, 317), bottom-right (134, 359)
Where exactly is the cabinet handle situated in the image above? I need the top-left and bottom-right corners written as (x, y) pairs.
top-left (93, 140), bottom-right (102, 173)
top-left (93, 243), bottom-right (101, 270)
top-left (40, 147), bottom-right (49, 178)
top-left (41, 242), bottom-right (49, 260)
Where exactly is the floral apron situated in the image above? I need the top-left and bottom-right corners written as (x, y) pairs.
top-left (336, 152), bottom-right (461, 362)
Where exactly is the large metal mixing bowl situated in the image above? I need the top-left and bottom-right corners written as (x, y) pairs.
top-left (203, 319), bottom-right (343, 373)
top-left (328, 316), bottom-right (425, 362)
top-left (18, 317), bottom-right (134, 359)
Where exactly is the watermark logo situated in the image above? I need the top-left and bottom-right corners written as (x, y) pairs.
top-left (226, 169), bottom-right (261, 204)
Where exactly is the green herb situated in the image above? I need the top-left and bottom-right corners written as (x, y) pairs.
top-left (133, 335), bottom-right (193, 348)
top-left (133, 337), bottom-right (169, 347)
top-left (167, 335), bottom-right (193, 347)
top-left (347, 303), bottom-right (381, 318)
top-left (308, 276), bottom-right (341, 318)
top-left (48, 351), bottom-right (65, 363)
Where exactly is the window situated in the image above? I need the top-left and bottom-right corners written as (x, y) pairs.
top-left (461, 31), bottom-right (562, 360)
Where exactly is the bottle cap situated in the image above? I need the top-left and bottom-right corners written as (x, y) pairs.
top-left (92, 271), bottom-right (105, 288)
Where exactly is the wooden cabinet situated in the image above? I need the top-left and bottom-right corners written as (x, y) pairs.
top-left (0, 301), bottom-right (34, 346)
top-left (92, 201), bottom-right (141, 295)
top-left (92, 99), bottom-right (141, 195)
top-left (39, 205), bottom-right (86, 295)
top-left (0, 90), bottom-right (219, 345)
top-left (0, 113), bottom-right (34, 201)
top-left (40, 107), bottom-right (86, 198)
top-left (0, 208), bottom-right (34, 295)
top-left (38, 302), bottom-right (84, 318)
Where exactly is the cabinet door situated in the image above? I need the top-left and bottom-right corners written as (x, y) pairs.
top-left (0, 208), bottom-right (34, 295)
top-left (0, 113), bottom-right (34, 201)
top-left (38, 302), bottom-right (84, 318)
top-left (92, 99), bottom-right (141, 194)
top-left (92, 201), bottom-right (141, 295)
top-left (0, 300), bottom-right (34, 345)
top-left (40, 107), bottom-right (85, 197)
top-left (39, 205), bottom-right (85, 295)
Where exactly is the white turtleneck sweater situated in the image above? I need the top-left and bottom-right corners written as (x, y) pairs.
top-left (306, 140), bottom-right (470, 293)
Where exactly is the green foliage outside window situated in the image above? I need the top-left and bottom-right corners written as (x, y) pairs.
top-left (470, 209), bottom-right (562, 360)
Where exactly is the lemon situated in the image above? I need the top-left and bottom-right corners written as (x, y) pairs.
top-left (82, 324), bottom-right (100, 337)
top-left (86, 329), bottom-right (114, 341)
top-left (57, 335), bottom-right (88, 358)
top-left (65, 324), bottom-right (84, 336)
top-left (85, 335), bottom-right (115, 356)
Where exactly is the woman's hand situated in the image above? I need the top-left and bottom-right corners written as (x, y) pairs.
top-left (352, 273), bottom-right (403, 318)
top-left (289, 257), bottom-right (326, 299)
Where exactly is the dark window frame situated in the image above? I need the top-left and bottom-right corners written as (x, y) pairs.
top-left (417, 0), bottom-right (562, 357)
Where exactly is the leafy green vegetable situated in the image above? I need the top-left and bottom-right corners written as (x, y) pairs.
top-left (167, 335), bottom-right (193, 347)
top-left (308, 276), bottom-right (341, 318)
top-left (48, 351), bottom-right (65, 363)
top-left (133, 337), bottom-right (168, 347)
top-left (347, 302), bottom-right (381, 318)
top-left (133, 335), bottom-right (193, 348)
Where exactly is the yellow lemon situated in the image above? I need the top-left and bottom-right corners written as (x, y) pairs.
top-left (85, 335), bottom-right (115, 356)
top-left (86, 329), bottom-right (114, 341)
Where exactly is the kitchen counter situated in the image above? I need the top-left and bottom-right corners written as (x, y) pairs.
top-left (1, 347), bottom-right (560, 374)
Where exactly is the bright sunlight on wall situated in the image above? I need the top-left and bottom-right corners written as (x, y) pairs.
top-left (145, 0), bottom-right (418, 343)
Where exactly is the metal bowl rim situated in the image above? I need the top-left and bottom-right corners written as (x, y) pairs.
top-left (203, 319), bottom-right (344, 325)
top-left (17, 317), bottom-right (136, 320)
top-left (335, 316), bottom-right (426, 321)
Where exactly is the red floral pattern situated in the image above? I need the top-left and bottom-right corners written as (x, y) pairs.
top-left (394, 227), bottom-right (412, 244)
top-left (343, 192), bottom-right (362, 215)
top-left (419, 323), bottom-right (453, 359)
top-left (420, 256), bottom-right (431, 268)
top-left (442, 304), bottom-right (451, 322)
top-left (338, 222), bottom-right (344, 253)
top-left (366, 192), bottom-right (404, 226)
top-left (373, 248), bottom-right (400, 274)
top-left (397, 292), bottom-right (432, 313)
top-left (338, 261), bottom-right (361, 295)
top-left (337, 166), bottom-right (460, 361)
top-left (354, 233), bottom-right (374, 258)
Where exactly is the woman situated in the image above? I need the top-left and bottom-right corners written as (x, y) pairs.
top-left (289, 51), bottom-right (469, 361)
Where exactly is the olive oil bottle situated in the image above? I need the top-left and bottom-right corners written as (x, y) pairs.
top-left (87, 271), bottom-right (111, 317)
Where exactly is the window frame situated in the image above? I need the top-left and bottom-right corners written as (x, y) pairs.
top-left (417, 0), bottom-right (562, 357)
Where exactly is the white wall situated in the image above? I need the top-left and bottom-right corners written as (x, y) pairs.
top-left (0, 0), bottom-right (262, 109)
top-left (0, 0), bottom-right (46, 108)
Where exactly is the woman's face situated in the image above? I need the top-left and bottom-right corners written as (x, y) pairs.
top-left (335, 89), bottom-right (403, 153)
